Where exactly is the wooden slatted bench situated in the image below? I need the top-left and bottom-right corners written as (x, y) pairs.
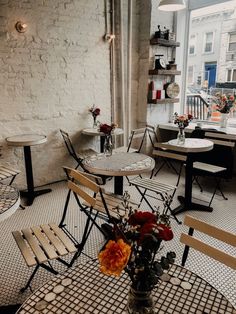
top-left (12, 223), bottom-right (77, 292)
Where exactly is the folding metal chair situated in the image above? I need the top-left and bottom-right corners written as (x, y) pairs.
top-left (114, 124), bottom-right (158, 154)
top-left (12, 169), bottom-right (108, 292)
top-left (192, 131), bottom-right (235, 206)
top-left (180, 215), bottom-right (236, 270)
top-left (60, 129), bottom-right (96, 169)
top-left (129, 147), bottom-right (186, 224)
top-left (60, 167), bottom-right (138, 239)
top-left (0, 146), bottom-right (20, 185)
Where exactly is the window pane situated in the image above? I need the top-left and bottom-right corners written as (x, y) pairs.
top-left (229, 42), bottom-right (236, 51)
top-left (227, 70), bottom-right (232, 81)
top-left (206, 32), bottom-right (213, 42)
top-left (229, 33), bottom-right (236, 43)
top-left (233, 69), bottom-right (236, 81)
top-left (189, 46), bottom-right (195, 54)
top-left (205, 43), bottom-right (212, 52)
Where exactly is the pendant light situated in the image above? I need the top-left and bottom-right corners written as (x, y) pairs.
top-left (158, 0), bottom-right (186, 11)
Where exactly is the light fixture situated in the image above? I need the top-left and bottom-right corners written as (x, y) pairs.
top-left (15, 21), bottom-right (27, 33)
top-left (158, 0), bottom-right (186, 11)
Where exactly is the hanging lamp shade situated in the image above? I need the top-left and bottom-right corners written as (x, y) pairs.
top-left (158, 0), bottom-right (186, 11)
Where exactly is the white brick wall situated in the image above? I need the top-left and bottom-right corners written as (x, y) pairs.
top-left (0, 0), bottom-right (111, 188)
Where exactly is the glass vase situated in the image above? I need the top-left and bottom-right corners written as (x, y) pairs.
top-left (219, 113), bottom-right (229, 128)
top-left (93, 116), bottom-right (98, 128)
top-left (103, 135), bottom-right (113, 157)
top-left (126, 287), bottom-right (155, 314)
top-left (177, 127), bottom-right (185, 145)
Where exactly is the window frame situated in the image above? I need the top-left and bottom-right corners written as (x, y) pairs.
top-left (226, 68), bottom-right (236, 82)
top-left (189, 34), bottom-right (197, 55)
top-left (228, 32), bottom-right (236, 52)
top-left (203, 31), bottom-right (215, 54)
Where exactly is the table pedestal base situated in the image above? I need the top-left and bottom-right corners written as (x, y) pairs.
top-left (21, 188), bottom-right (52, 206)
top-left (173, 196), bottom-right (213, 215)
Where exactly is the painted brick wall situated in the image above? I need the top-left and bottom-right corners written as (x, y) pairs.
top-left (0, 0), bottom-right (111, 188)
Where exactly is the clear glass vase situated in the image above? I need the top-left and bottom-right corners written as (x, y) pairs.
top-left (103, 135), bottom-right (113, 157)
top-left (93, 116), bottom-right (98, 128)
top-left (219, 113), bottom-right (229, 128)
top-left (126, 287), bottom-right (155, 314)
top-left (177, 127), bottom-right (185, 145)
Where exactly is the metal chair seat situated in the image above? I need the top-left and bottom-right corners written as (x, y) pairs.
top-left (129, 176), bottom-right (176, 194)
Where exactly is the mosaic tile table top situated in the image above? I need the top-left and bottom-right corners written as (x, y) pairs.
top-left (83, 152), bottom-right (155, 176)
top-left (17, 260), bottom-right (235, 314)
top-left (0, 183), bottom-right (20, 222)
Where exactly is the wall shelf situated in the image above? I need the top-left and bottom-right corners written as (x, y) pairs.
top-left (148, 98), bottom-right (179, 104)
top-left (148, 69), bottom-right (181, 75)
top-left (150, 38), bottom-right (180, 47)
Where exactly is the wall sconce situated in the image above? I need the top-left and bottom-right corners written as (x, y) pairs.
top-left (104, 34), bottom-right (116, 43)
top-left (15, 21), bottom-right (27, 33)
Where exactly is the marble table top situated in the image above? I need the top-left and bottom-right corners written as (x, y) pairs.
top-left (83, 152), bottom-right (155, 176)
top-left (6, 134), bottom-right (47, 147)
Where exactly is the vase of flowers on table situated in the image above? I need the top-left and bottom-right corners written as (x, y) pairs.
top-left (98, 192), bottom-right (176, 314)
top-left (89, 104), bottom-right (101, 128)
top-left (173, 112), bottom-right (193, 145)
top-left (99, 123), bottom-right (117, 156)
top-left (213, 93), bottom-right (236, 128)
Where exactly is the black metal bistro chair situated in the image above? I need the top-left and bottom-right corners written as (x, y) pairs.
top-left (191, 130), bottom-right (235, 206)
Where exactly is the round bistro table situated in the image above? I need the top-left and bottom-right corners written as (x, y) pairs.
top-left (83, 152), bottom-right (155, 195)
top-left (82, 128), bottom-right (124, 153)
top-left (165, 138), bottom-right (214, 215)
top-left (0, 183), bottom-right (20, 222)
top-left (17, 260), bottom-right (235, 314)
top-left (6, 134), bottom-right (51, 206)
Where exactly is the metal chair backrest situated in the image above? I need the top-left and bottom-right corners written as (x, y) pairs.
top-left (180, 215), bottom-right (236, 270)
top-left (127, 125), bottom-right (157, 153)
top-left (60, 129), bottom-right (83, 167)
top-left (66, 168), bottom-right (113, 223)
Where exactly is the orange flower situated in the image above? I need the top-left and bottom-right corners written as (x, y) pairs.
top-left (98, 239), bottom-right (131, 276)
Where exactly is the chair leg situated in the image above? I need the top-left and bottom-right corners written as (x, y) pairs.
top-left (20, 265), bottom-right (40, 293)
top-left (217, 181), bottom-right (228, 200)
top-left (193, 176), bottom-right (203, 192)
top-left (162, 194), bottom-right (182, 225)
top-left (181, 228), bottom-right (194, 266)
top-left (209, 178), bottom-right (227, 207)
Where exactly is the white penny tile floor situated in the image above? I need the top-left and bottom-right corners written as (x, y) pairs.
top-left (0, 168), bottom-right (235, 311)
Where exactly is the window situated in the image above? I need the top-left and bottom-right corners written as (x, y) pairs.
top-left (204, 32), bottom-right (214, 53)
top-left (227, 69), bottom-right (236, 81)
top-left (228, 32), bottom-right (236, 52)
top-left (189, 34), bottom-right (196, 55)
top-left (187, 66), bottom-right (194, 84)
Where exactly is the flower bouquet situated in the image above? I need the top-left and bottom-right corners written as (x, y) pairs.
top-left (173, 112), bottom-right (193, 145)
top-left (99, 123), bottom-right (117, 135)
top-left (89, 104), bottom-right (101, 128)
top-left (173, 112), bottom-right (193, 128)
top-left (98, 192), bottom-right (175, 313)
top-left (213, 93), bottom-right (236, 114)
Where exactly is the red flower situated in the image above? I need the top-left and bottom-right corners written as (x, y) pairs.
top-left (93, 108), bottom-right (100, 116)
top-left (100, 123), bottom-right (113, 134)
top-left (128, 211), bottom-right (157, 226)
top-left (156, 224), bottom-right (173, 241)
top-left (139, 222), bottom-right (158, 241)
